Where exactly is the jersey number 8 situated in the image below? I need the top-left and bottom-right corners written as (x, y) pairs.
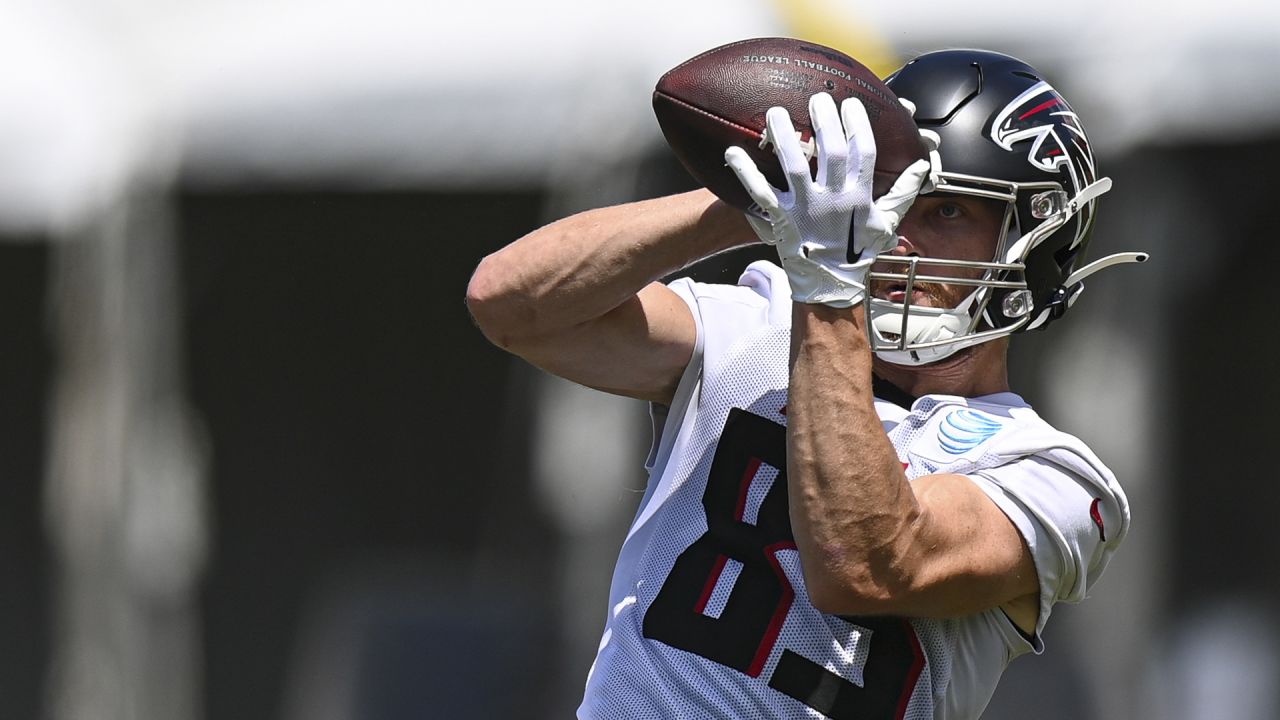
top-left (643, 408), bottom-right (924, 720)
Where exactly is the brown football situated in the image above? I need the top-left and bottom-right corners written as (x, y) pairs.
top-left (653, 37), bottom-right (926, 215)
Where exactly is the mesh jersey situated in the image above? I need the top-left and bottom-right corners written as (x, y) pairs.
top-left (579, 261), bottom-right (1129, 720)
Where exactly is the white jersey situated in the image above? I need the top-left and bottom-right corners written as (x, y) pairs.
top-left (579, 261), bottom-right (1129, 720)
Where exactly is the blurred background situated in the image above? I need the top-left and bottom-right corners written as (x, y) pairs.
top-left (3, 0), bottom-right (1278, 718)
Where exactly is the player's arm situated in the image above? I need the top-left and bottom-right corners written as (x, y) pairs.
top-left (786, 305), bottom-right (1038, 627)
top-left (466, 189), bottom-right (758, 404)
top-left (729, 94), bottom-right (1037, 627)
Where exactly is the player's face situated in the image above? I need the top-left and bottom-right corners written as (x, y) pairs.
top-left (872, 193), bottom-right (1008, 310)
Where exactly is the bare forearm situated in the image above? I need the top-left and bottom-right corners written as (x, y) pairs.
top-left (467, 189), bottom-right (755, 341)
top-left (786, 304), bottom-right (922, 610)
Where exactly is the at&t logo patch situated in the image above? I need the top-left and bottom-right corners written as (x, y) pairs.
top-left (938, 409), bottom-right (1004, 455)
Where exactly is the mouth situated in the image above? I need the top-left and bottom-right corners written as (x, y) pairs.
top-left (883, 284), bottom-right (931, 305)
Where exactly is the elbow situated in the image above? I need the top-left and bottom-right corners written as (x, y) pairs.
top-left (805, 563), bottom-right (916, 617)
top-left (800, 527), bottom-right (924, 616)
top-left (800, 490), bottom-right (928, 616)
top-left (465, 255), bottom-right (524, 350)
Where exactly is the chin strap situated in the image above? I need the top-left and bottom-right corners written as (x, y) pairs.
top-left (1034, 250), bottom-right (1149, 323)
top-left (1059, 250), bottom-right (1150, 312)
top-left (1064, 251), bottom-right (1150, 288)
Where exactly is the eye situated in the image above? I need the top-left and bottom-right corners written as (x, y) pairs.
top-left (937, 203), bottom-right (964, 219)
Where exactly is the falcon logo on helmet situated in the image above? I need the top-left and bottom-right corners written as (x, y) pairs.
top-left (990, 82), bottom-right (1097, 198)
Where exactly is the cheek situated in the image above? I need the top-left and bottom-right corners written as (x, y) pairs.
top-left (897, 217), bottom-right (942, 248)
top-left (952, 224), bottom-right (1001, 263)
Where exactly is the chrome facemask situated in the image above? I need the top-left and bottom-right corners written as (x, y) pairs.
top-left (866, 171), bottom-right (1110, 366)
top-left (866, 254), bottom-right (1028, 366)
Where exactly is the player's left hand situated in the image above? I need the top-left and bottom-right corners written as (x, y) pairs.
top-left (726, 93), bottom-right (929, 308)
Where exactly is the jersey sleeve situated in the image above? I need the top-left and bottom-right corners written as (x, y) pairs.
top-left (648, 261), bottom-right (790, 467)
top-left (968, 446), bottom-right (1130, 642)
top-left (664, 260), bottom-right (791, 380)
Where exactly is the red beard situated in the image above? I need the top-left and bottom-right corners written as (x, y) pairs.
top-left (870, 277), bottom-right (971, 310)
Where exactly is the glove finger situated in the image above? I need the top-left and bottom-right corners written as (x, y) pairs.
top-left (744, 214), bottom-right (776, 245)
top-left (809, 92), bottom-right (847, 190)
top-left (918, 129), bottom-right (943, 192)
top-left (918, 128), bottom-right (941, 153)
top-left (839, 98), bottom-right (878, 191)
top-left (764, 106), bottom-right (812, 192)
top-left (870, 158), bottom-right (931, 248)
top-left (858, 159), bottom-right (929, 257)
top-left (725, 145), bottom-right (784, 225)
top-left (898, 97), bottom-right (917, 117)
top-left (873, 158), bottom-right (929, 221)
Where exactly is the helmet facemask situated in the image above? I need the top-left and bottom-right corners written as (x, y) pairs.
top-left (866, 170), bottom-right (1106, 366)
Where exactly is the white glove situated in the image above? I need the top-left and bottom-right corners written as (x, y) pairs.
top-left (898, 97), bottom-right (943, 193)
top-left (726, 93), bottom-right (930, 307)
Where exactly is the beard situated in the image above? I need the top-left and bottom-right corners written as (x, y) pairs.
top-left (924, 281), bottom-right (972, 310)
top-left (869, 276), bottom-right (972, 310)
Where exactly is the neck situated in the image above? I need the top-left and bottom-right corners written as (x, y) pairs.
top-left (871, 338), bottom-right (1011, 399)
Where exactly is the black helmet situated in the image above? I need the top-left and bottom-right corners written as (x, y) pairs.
top-left (866, 49), bottom-right (1145, 365)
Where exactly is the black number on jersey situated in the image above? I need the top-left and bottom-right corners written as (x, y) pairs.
top-left (642, 407), bottom-right (924, 720)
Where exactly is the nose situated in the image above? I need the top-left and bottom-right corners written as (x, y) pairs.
top-left (888, 235), bottom-right (921, 257)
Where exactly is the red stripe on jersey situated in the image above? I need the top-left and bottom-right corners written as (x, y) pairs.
top-left (747, 541), bottom-right (798, 677)
top-left (894, 621), bottom-right (927, 719)
top-left (1090, 498), bottom-right (1107, 541)
top-left (695, 554), bottom-right (730, 615)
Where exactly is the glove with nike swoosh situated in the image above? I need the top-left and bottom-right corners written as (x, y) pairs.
top-left (725, 92), bottom-right (930, 308)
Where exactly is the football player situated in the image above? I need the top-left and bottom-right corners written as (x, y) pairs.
top-left (467, 49), bottom-right (1144, 719)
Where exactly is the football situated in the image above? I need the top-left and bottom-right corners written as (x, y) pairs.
top-left (653, 37), bottom-right (926, 215)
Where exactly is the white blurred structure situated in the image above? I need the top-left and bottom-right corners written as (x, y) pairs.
top-left (8, 0), bottom-right (1280, 218)
top-left (2, 1), bottom-right (1278, 719)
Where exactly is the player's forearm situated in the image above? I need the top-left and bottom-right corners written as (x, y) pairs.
top-left (466, 189), bottom-right (755, 342)
top-left (786, 303), bottom-right (923, 614)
